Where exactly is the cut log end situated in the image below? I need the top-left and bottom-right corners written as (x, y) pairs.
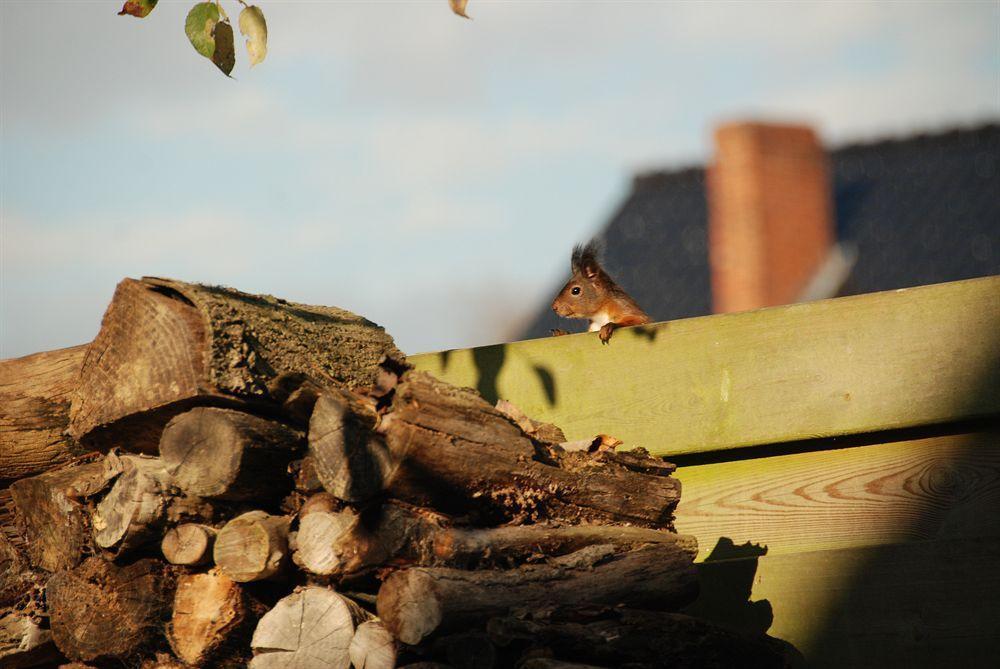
top-left (377, 569), bottom-right (443, 645)
top-left (161, 524), bottom-right (216, 566)
top-left (214, 512), bottom-right (290, 583)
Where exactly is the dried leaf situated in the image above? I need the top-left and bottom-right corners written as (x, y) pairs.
top-left (185, 2), bottom-right (221, 60)
top-left (449, 0), bottom-right (471, 19)
top-left (118, 0), bottom-right (158, 18)
top-left (212, 20), bottom-right (236, 76)
top-left (239, 5), bottom-right (268, 67)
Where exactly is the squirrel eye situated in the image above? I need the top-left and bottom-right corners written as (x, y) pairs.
top-left (571, 286), bottom-right (581, 295)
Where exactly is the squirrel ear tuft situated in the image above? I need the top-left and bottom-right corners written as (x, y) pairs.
top-left (571, 241), bottom-right (602, 279)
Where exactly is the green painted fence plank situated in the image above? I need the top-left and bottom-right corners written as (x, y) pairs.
top-left (409, 277), bottom-right (1000, 456)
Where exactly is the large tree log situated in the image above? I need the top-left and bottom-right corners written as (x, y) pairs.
top-left (249, 586), bottom-right (371, 669)
top-left (167, 569), bottom-right (246, 667)
top-left (46, 558), bottom-right (170, 662)
top-left (487, 609), bottom-right (792, 669)
top-left (377, 544), bottom-right (699, 645)
top-left (214, 512), bottom-right (290, 583)
top-left (328, 371), bottom-right (681, 526)
top-left (0, 345), bottom-right (88, 483)
top-left (349, 620), bottom-right (397, 669)
top-left (162, 524), bottom-right (217, 566)
top-left (92, 455), bottom-right (170, 555)
top-left (10, 461), bottom-right (115, 572)
top-left (294, 497), bottom-right (697, 578)
top-left (160, 408), bottom-right (302, 501)
top-left (68, 277), bottom-right (404, 451)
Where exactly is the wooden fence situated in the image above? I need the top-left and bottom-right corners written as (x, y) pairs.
top-left (410, 276), bottom-right (1000, 668)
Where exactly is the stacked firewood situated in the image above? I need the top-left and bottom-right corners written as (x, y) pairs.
top-left (0, 277), bottom-right (790, 669)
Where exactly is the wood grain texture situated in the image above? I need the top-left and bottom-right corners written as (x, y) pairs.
top-left (684, 536), bottom-right (1000, 668)
top-left (674, 429), bottom-right (1000, 560)
top-left (410, 276), bottom-right (1000, 456)
top-left (0, 345), bottom-right (88, 481)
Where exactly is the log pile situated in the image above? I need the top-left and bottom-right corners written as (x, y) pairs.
top-left (0, 277), bottom-right (792, 668)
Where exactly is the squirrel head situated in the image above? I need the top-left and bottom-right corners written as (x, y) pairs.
top-left (551, 242), bottom-right (609, 318)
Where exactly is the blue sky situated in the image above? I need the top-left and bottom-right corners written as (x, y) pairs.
top-left (2, 0), bottom-right (998, 358)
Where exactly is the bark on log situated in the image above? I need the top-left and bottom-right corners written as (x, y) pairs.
top-left (160, 408), bottom-right (302, 501)
top-left (167, 569), bottom-right (245, 666)
top-left (46, 558), bottom-right (170, 662)
top-left (377, 544), bottom-right (699, 645)
top-left (294, 498), bottom-right (696, 578)
top-left (308, 389), bottom-right (389, 502)
top-left (249, 586), bottom-right (371, 669)
top-left (0, 606), bottom-right (63, 669)
top-left (368, 371), bottom-right (681, 527)
top-left (349, 620), bottom-right (397, 669)
top-left (10, 461), bottom-right (113, 572)
top-left (0, 532), bottom-right (31, 607)
top-left (487, 609), bottom-right (792, 669)
top-left (92, 455), bottom-right (170, 555)
top-left (0, 345), bottom-right (88, 483)
top-left (162, 524), bottom-right (217, 566)
top-left (68, 277), bottom-right (404, 451)
top-left (214, 512), bottom-right (290, 583)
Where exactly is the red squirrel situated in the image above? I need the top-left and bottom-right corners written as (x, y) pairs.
top-left (550, 242), bottom-right (650, 344)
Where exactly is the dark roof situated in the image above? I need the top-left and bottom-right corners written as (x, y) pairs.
top-left (521, 123), bottom-right (1000, 340)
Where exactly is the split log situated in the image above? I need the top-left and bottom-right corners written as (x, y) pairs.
top-left (308, 389), bottom-right (389, 502)
top-left (160, 408), bottom-right (302, 501)
top-left (46, 558), bottom-right (170, 662)
top-left (10, 461), bottom-right (114, 572)
top-left (294, 498), bottom-right (696, 578)
top-left (488, 609), bottom-right (791, 669)
top-left (377, 543), bottom-right (699, 645)
top-left (349, 620), bottom-right (397, 669)
top-left (249, 586), bottom-right (371, 669)
top-left (92, 455), bottom-right (170, 554)
top-left (0, 345), bottom-right (88, 483)
top-left (341, 371), bottom-right (681, 526)
top-left (167, 569), bottom-right (245, 666)
top-left (214, 512), bottom-right (290, 582)
top-left (68, 277), bottom-right (404, 451)
top-left (0, 606), bottom-right (62, 669)
top-left (162, 524), bottom-right (217, 566)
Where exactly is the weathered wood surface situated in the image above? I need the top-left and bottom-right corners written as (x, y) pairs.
top-left (10, 461), bottom-right (112, 572)
top-left (377, 544), bottom-right (699, 645)
top-left (375, 372), bottom-right (681, 527)
top-left (349, 620), bottom-right (397, 669)
top-left (683, 536), bottom-right (1000, 668)
top-left (167, 569), bottom-right (246, 666)
top-left (0, 345), bottom-right (87, 482)
top-left (162, 523), bottom-right (217, 566)
top-left (410, 276), bottom-right (1000, 456)
top-left (0, 606), bottom-right (62, 669)
top-left (68, 277), bottom-right (404, 451)
top-left (293, 497), bottom-right (696, 578)
top-left (675, 428), bottom-right (1000, 560)
top-left (92, 455), bottom-right (170, 554)
top-left (214, 511), bottom-right (290, 583)
top-left (47, 558), bottom-right (170, 662)
top-left (249, 586), bottom-right (370, 669)
top-left (160, 408), bottom-right (302, 501)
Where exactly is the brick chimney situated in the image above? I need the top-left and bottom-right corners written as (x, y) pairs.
top-left (707, 122), bottom-right (835, 313)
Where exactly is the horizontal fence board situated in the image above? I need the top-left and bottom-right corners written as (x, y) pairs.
top-left (684, 536), bottom-right (1000, 668)
top-left (409, 277), bottom-right (1000, 456)
top-left (675, 428), bottom-right (1000, 561)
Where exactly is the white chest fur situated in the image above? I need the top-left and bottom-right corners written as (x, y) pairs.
top-left (588, 311), bottom-right (612, 331)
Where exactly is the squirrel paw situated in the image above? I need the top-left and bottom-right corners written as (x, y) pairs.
top-left (599, 323), bottom-right (616, 344)
top-left (550, 329), bottom-right (570, 337)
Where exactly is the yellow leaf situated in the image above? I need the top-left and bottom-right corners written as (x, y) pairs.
top-left (239, 5), bottom-right (268, 67)
top-left (449, 0), bottom-right (471, 19)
